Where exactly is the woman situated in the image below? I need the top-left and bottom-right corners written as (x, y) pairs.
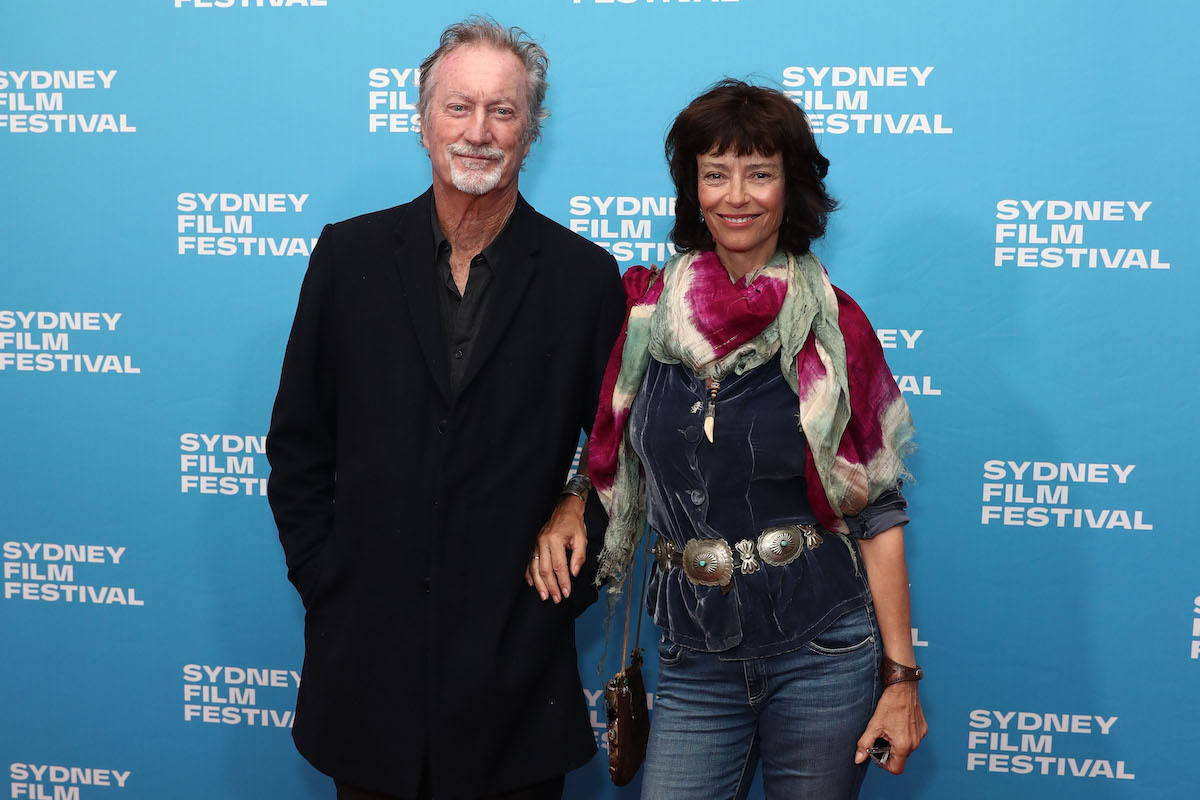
top-left (587, 80), bottom-right (928, 798)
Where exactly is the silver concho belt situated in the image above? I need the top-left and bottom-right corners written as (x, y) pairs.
top-left (652, 524), bottom-right (823, 590)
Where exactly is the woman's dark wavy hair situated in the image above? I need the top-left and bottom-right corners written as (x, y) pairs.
top-left (666, 79), bottom-right (836, 255)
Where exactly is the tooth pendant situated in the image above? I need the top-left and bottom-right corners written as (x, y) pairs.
top-left (703, 377), bottom-right (720, 443)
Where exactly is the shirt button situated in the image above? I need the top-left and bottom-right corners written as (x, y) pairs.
top-left (689, 489), bottom-right (705, 506)
top-left (436, 420), bottom-right (447, 435)
top-left (453, 348), bottom-right (464, 360)
top-left (423, 577), bottom-right (431, 593)
top-left (683, 425), bottom-right (700, 443)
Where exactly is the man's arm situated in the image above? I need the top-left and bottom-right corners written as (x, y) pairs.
top-left (526, 259), bottom-right (626, 606)
top-left (266, 226), bottom-right (338, 609)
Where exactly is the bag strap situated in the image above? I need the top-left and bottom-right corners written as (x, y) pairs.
top-left (633, 527), bottom-right (651, 651)
top-left (619, 527), bottom-right (654, 671)
top-left (619, 555), bottom-right (634, 672)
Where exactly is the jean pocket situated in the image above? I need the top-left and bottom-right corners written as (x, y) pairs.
top-left (656, 635), bottom-right (688, 667)
top-left (804, 606), bottom-right (875, 655)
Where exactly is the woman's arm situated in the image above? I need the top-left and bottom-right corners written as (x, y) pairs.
top-left (854, 525), bottom-right (929, 774)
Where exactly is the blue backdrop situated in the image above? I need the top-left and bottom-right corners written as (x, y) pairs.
top-left (3, 1), bottom-right (1197, 798)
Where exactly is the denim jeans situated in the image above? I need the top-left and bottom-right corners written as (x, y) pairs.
top-left (640, 604), bottom-right (882, 800)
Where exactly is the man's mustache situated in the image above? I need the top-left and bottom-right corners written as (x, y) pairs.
top-left (448, 144), bottom-right (505, 162)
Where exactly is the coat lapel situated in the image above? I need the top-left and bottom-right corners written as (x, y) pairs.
top-left (456, 194), bottom-right (540, 399)
top-left (392, 189), bottom-right (451, 402)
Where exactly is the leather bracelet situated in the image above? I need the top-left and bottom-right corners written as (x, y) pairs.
top-left (560, 473), bottom-right (591, 503)
top-left (880, 654), bottom-right (923, 687)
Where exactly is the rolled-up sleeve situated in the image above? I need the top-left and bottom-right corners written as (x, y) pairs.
top-left (844, 483), bottom-right (909, 539)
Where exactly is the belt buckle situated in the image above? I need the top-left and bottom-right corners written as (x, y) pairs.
top-left (681, 538), bottom-right (734, 588)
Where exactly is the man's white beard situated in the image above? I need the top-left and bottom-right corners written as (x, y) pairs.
top-left (447, 144), bottom-right (506, 196)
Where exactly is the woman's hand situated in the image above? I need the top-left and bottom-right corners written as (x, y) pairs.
top-left (854, 681), bottom-right (928, 774)
top-left (524, 494), bottom-right (587, 603)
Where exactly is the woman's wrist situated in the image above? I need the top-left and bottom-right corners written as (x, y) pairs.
top-left (880, 653), bottom-right (923, 687)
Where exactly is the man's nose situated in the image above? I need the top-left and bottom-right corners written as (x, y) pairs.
top-left (464, 109), bottom-right (491, 144)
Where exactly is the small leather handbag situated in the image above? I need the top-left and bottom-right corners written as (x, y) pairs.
top-left (603, 532), bottom-right (652, 786)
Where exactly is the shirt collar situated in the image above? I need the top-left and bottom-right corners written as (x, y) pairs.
top-left (430, 199), bottom-right (515, 272)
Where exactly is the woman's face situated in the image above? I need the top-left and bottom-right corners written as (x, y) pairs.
top-left (696, 148), bottom-right (785, 272)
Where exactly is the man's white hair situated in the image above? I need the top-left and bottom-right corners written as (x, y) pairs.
top-left (417, 15), bottom-right (550, 146)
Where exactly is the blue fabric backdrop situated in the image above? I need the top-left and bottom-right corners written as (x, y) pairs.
top-left (2, 2), bottom-right (1197, 798)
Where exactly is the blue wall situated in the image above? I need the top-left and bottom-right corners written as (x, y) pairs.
top-left (2, 2), bottom-right (1197, 798)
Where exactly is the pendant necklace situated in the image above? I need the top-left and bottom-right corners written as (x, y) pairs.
top-left (703, 376), bottom-right (721, 443)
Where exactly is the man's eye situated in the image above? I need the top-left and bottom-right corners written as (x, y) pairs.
top-left (448, 104), bottom-right (466, 113)
top-left (495, 108), bottom-right (513, 116)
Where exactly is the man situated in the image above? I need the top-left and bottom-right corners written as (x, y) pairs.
top-left (266, 17), bottom-right (625, 800)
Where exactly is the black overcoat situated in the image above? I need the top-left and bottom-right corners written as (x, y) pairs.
top-left (266, 189), bottom-right (625, 799)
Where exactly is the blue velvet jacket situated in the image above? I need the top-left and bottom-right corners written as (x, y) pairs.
top-left (629, 354), bottom-right (909, 660)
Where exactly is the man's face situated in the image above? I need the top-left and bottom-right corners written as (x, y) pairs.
top-left (421, 44), bottom-right (532, 198)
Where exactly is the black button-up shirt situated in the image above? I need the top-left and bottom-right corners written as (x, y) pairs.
top-left (432, 210), bottom-right (508, 396)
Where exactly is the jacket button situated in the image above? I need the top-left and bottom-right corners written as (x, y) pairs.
top-left (436, 420), bottom-right (447, 435)
top-left (683, 425), bottom-right (700, 443)
top-left (423, 577), bottom-right (432, 593)
top-left (689, 489), bottom-right (705, 506)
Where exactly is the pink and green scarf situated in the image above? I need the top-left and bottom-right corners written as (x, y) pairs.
top-left (589, 248), bottom-right (916, 585)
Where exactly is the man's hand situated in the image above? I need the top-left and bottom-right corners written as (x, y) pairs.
top-left (854, 681), bottom-right (928, 774)
top-left (524, 495), bottom-right (587, 603)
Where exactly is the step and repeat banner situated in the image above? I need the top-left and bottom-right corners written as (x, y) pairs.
top-left (2, 2), bottom-right (1196, 799)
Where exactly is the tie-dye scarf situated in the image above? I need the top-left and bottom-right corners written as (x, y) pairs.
top-left (590, 248), bottom-right (915, 586)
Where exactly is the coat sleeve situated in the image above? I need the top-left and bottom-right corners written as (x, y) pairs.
top-left (583, 260), bottom-right (629, 439)
top-left (266, 224), bottom-right (338, 610)
top-left (568, 258), bottom-right (627, 616)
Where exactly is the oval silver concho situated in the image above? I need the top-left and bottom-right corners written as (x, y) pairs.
top-left (681, 538), bottom-right (734, 587)
top-left (756, 525), bottom-right (809, 567)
